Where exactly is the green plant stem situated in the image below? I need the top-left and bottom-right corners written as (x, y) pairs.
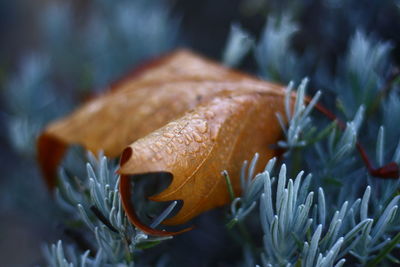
top-left (366, 231), bottom-right (400, 267)
top-left (222, 170), bottom-right (235, 201)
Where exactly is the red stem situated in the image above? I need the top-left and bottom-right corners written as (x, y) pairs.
top-left (312, 102), bottom-right (399, 179)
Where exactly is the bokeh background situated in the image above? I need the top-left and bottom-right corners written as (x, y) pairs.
top-left (1, 0), bottom-right (400, 266)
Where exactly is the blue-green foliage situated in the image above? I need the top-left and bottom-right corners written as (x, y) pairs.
top-left (38, 0), bottom-right (179, 91)
top-left (255, 15), bottom-right (301, 83)
top-left (225, 85), bottom-right (400, 266)
top-left (335, 31), bottom-right (392, 117)
top-left (223, 24), bottom-right (255, 68)
top-left (3, 0), bottom-right (400, 266)
top-left (222, 2), bottom-right (400, 265)
top-left (50, 153), bottom-right (175, 266)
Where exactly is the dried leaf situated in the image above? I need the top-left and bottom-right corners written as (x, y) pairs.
top-left (119, 92), bottom-right (285, 226)
top-left (37, 50), bottom-right (287, 234)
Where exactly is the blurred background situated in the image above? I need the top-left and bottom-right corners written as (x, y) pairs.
top-left (1, 0), bottom-right (400, 266)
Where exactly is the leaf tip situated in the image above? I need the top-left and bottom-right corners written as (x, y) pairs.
top-left (119, 174), bottom-right (192, 236)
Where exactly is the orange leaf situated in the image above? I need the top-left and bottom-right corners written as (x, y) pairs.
top-left (37, 49), bottom-right (287, 234)
top-left (119, 91), bottom-right (285, 226)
